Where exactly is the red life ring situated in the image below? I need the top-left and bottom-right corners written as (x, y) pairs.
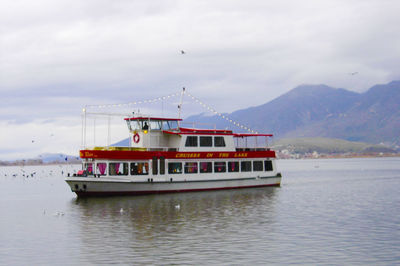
top-left (133, 133), bottom-right (140, 143)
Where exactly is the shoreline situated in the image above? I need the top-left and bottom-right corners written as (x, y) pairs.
top-left (277, 153), bottom-right (400, 159)
top-left (2, 154), bottom-right (400, 166)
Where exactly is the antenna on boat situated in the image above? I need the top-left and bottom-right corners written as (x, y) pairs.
top-left (178, 87), bottom-right (185, 125)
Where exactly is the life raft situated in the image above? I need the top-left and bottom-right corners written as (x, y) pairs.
top-left (133, 133), bottom-right (140, 143)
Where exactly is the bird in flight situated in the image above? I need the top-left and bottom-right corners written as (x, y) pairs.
top-left (349, 72), bottom-right (358, 75)
top-left (181, 50), bottom-right (185, 54)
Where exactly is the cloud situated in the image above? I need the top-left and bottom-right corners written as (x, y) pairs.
top-left (0, 0), bottom-right (399, 158)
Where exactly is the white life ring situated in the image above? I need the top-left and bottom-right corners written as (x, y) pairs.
top-left (133, 133), bottom-right (140, 143)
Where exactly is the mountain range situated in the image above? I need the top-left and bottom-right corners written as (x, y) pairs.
top-left (185, 80), bottom-right (400, 148)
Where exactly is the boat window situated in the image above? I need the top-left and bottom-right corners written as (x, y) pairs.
top-left (152, 157), bottom-right (158, 175)
top-left (228, 161), bottom-right (239, 172)
top-left (160, 156), bottom-right (165, 175)
top-left (200, 136), bottom-right (212, 147)
top-left (131, 162), bottom-right (149, 175)
top-left (109, 162), bottom-right (129, 176)
top-left (150, 121), bottom-right (162, 130)
top-left (96, 163), bottom-right (107, 176)
top-left (264, 160), bottom-right (273, 171)
top-left (253, 161), bottom-right (263, 172)
top-left (126, 120), bottom-right (140, 131)
top-left (168, 162), bottom-right (182, 174)
top-left (185, 136), bottom-right (198, 147)
top-left (200, 162), bottom-right (212, 173)
top-left (184, 162), bottom-right (198, 174)
top-left (214, 137), bottom-right (226, 147)
top-left (162, 121), bottom-right (170, 130)
top-left (84, 163), bottom-right (94, 175)
top-left (241, 161), bottom-right (252, 172)
top-left (214, 161), bottom-right (226, 173)
top-left (169, 121), bottom-right (178, 130)
top-left (141, 121), bottom-right (149, 130)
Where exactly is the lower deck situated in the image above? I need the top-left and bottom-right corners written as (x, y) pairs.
top-left (65, 157), bottom-right (281, 196)
top-left (72, 157), bottom-right (278, 181)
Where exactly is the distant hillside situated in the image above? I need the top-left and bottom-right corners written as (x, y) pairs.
top-left (272, 138), bottom-right (396, 154)
top-left (184, 80), bottom-right (400, 147)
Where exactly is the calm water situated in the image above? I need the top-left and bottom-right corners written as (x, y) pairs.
top-left (1, 158), bottom-right (400, 265)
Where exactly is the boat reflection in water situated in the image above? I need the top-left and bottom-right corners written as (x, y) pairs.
top-left (68, 188), bottom-right (279, 264)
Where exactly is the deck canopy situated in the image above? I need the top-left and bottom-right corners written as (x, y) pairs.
top-left (163, 127), bottom-right (233, 136)
top-left (233, 133), bottom-right (273, 138)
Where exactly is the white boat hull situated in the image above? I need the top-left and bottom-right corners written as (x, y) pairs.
top-left (65, 175), bottom-right (281, 197)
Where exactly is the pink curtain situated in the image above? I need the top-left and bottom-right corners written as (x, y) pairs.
top-left (98, 163), bottom-right (106, 175)
top-left (201, 162), bottom-right (208, 172)
top-left (115, 163), bottom-right (120, 174)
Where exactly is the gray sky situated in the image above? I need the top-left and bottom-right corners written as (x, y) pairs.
top-left (1, 0), bottom-right (399, 159)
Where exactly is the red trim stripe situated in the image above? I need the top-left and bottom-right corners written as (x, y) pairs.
top-left (80, 150), bottom-right (276, 160)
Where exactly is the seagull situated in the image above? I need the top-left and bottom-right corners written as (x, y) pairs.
top-left (175, 204), bottom-right (180, 210)
top-left (349, 72), bottom-right (358, 75)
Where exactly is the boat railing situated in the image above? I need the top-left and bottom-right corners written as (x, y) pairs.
top-left (84, 146), bottom-right (178, 152)
top-left (236, 147), bottom-right (270, 152)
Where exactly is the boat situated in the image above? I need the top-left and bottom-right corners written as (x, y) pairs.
top-left (65, 95), bottom-right (282, 197)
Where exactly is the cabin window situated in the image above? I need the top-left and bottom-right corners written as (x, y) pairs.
top-left (214, 137), bottom-right (226, 147)
top-left (168, 162), bottom-right (182, 174)
top-left (169, 121), bottom-right (179, 130)
top-left (253, 161), bottom-right (263, 172)
top-left (228, 161), bottom-right (239, 172)
top-left (200, 162), bottom-right (212, 173)
top-left (184, 162), bottom-right (198, 174)
top-left (160, 156), bottom-right (165, 175)
top-left (162, 121), bottom-right (169, 130)
top-left (214, 161), bottom-right (226, 173)
top-left (264, 160), bottom-right (273, 171)
top-left (185, 136), bottom-right (198, 147)
top-left (241, 161), bottom-right (252, 172)
top-left (152, 157), bottom-right (158, 175)
top-left (126, 120), bottom-right (140, 131)
top-left (141, 121), bottom-right (149, 130)
top-left (84, 163), bottom-right (94, 175)
top-left (96, 163), bottom-right (107, 176)
top-left (109, 162), bottom-right (128, 176)
top-left (131, 162), bottom-right (149, 175)
top-left (150, 121), bottom-right (162, 130)
top-left (200, 136), bottom-right (212, 147)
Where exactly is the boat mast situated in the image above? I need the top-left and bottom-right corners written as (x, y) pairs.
top-left (177, 87), bottom-right (185, 126)
top-left (82, 106), bottom-right (87, 148)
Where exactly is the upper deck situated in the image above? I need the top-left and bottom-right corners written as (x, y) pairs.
top-left (81, 116), bottom-right (273, 154)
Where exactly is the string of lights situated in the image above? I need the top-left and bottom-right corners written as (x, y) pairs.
top-left (82, 89), bottom-right (257, 133)
top-left (184, 91), bottom-right (257, 134)
top-left (85, 92), bottom-right (182, 109)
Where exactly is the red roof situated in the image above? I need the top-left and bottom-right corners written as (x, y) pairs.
top-left (233, 133), bottom-right (273, 137)
top-left (179, 127), bottom-right (233, 134)
top-left (163, 127), bottom-right (273, 137)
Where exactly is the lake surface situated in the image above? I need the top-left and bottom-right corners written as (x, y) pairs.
top-left (1, 158), bottom-right (399, 265)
